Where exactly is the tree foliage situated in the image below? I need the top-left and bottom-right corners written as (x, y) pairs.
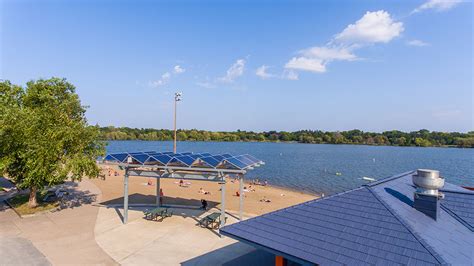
top-left (99, 127), bottom-right (474, 148)
top-left (0, 78), bottom-right (105, 207)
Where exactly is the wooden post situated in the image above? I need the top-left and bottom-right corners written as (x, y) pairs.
top-left (275, 256), bottom-right (286, 266)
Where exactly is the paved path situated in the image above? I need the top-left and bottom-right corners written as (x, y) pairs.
top-left (0, 180), bottom-right (116, 265)
top-left (0, 236), bottom-right (50, 266)
top-left (94, 206), bottom-right (272, 265)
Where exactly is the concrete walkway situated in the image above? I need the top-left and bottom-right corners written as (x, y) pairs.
top-left (0, 236), bottom-right (50, 266)
top-left (94, 206), bottom-right (269, 265)
top-left (0, 180), bottom-right (116, 265)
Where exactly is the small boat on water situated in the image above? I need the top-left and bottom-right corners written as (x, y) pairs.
top-left (362, 176), bottom-right (376, 182)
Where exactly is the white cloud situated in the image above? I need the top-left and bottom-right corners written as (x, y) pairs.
top-left (218, 59), bottom-right (245, 83)
top-left (150, 72), bottom-right (171, 87)
top-left (285, 46), bottom-right (357, 73)
top-left (256, 65), bottom-right (276, 79)
top-left (412, 0), bottom-right (462, 13)
top-left (284, 10), bottom-right (403, 75)
top-left (174, 65), bottom-right (185, 74)
top-left (150, 65), bottom-right (186, 88)
top-left (335, 10), bottom-right (404, 44)
top-left (285, 57), bottom-right (326, 73)
top-left (406, 39), bottom-right (430, 47)
top-left (302, 46), bottom-right (357, 61)
top-left (256, 65), bottom-right (299, 80)
top-left (162, 72), bottom-right (171, 79)
top-left (282, 70), bottom-right (299, 80)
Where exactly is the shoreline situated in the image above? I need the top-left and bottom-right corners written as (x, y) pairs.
top-left (102, 139), bottom-right (471, 149)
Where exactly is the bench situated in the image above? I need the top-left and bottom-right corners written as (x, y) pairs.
top-left (143, 207), bottom-right (173, 221)
top-left (199, 212), bottom-right (227, 229)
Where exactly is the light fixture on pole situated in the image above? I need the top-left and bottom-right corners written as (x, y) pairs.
top-left (173, 92), bottom-right (182, 153)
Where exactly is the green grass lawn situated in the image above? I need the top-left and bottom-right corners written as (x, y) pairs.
top-left (7, 191), bottom-right (59, 215)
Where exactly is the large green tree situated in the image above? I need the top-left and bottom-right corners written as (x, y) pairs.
top-left (0, 78), bottom-right (104, 207)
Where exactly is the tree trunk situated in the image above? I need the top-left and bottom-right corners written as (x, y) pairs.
top-left (28, 186), bottom-right (38, 208)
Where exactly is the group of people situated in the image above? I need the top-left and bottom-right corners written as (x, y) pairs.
top-left (250, 178), bottom-right (268, 186)
top-left (198, 187), bottom-right (211, 195)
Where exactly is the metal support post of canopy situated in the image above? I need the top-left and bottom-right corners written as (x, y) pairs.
top-left (123, 168), bottom-right (129, 224)
top-left (220, 181), bottom-right (226, 229)
top-left (239, 175), bottom-right (244, 220)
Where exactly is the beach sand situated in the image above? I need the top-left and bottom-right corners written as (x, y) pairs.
top-left (90, 165), bottom-right (317, 216)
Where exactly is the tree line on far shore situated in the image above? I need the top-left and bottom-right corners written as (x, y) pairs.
top-left (100, 127), bottom-right (474, 148)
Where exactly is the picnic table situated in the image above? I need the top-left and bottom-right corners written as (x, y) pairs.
top-left (143, 207), bottom-right (173, 221)
top-left (199, 212), bottom-right (226, 229)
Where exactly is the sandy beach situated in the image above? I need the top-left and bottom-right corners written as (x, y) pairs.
top-left (91, 165), bottom-right (317, 216)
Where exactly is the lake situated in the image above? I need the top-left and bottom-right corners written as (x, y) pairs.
top-left (106, 141), bottom-right (474, 195)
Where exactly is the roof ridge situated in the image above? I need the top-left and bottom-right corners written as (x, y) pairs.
top-left (364, 170), bottom-right (416, 187)
top-left (441, 188), bottom-right (474, 195)
top-left (366, 186), bottom-right (448, 265)
top-left (440, 204), bottom-right (474, 232)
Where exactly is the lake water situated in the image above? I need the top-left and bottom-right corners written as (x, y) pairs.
top-left (106, 141), bottom-right (474, 195)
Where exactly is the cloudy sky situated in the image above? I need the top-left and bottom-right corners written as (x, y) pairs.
top-left (1, 0), bottom-right (472, 132)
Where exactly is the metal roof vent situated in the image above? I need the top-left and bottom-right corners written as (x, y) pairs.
top-left (412, 169), bottom-right (445, 220)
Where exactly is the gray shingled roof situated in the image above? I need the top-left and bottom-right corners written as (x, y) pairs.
top-left (441, 191), bottom-right (474, 231)
top-left (221, 171), bottom-right (474, 266)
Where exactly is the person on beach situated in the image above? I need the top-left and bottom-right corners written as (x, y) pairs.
top-left (200, 199), bottom-right (208, 210)
top-left (179, 180), bottom-right (184, 187)
top-left (160, 188), bottom-right (164, 205)
top-left (260, 196), bottom-right (271, 203)
top-left (198, 187), bottom-right (210, 195)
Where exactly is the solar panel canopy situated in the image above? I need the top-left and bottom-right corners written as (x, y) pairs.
top-left (102, 151), bottom-right (264, 171)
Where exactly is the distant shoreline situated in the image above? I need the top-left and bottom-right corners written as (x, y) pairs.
top-left (103, 139), bottom-right (473, 149)
top-left (99, 127), bottom-right (473, 148)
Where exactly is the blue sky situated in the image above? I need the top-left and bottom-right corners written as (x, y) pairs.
top-left (1, 0), bottom-right (472, 132)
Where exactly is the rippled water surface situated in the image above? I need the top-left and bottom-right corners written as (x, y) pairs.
top-left (106, 141), bottom-right (474, 195)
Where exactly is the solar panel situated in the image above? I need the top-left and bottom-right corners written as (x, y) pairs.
top-left (104, 154), bottom-right (119, 162)
top-left (234, 155), bottom-right (254, 166)
top-left (189, 154), bottom-right (204, 159)
top-left (224, 157), bottom-right (250, 170)
top-left (103, 151), bottom-right (264, 171)
top-left (212, 155), bottom-right (226, 162)
top-left (145, 156), bottom-right (159, 164)
top-left (173, 155), bottom-right (196, 166)
top-left (151, 154), bottom-right (173, 165)
top-left (131, 154), bottom-right (149, 164)
top-left (109, 153), bottom-right (129, 162)
top-left (200, 156), bottom-right (221, 168)
top-left (243, 154), bottom-right (261, 164)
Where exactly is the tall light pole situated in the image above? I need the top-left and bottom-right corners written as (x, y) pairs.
top-left (173, 92), bottom-right (182, 153)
